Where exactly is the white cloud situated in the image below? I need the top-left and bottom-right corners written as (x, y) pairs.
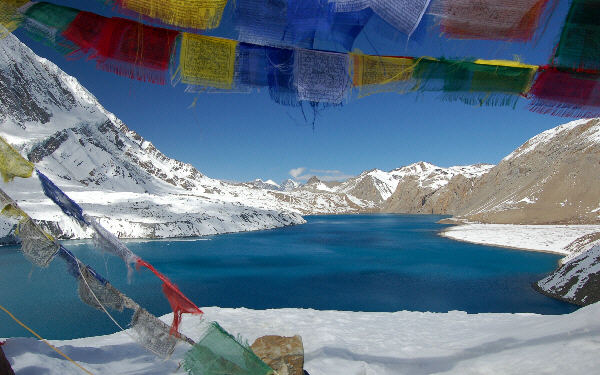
top-left (289, 167), bottom-right (307, 179)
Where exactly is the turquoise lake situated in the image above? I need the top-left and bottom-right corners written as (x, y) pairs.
top-left (0, 215), bottom-right (577, 340)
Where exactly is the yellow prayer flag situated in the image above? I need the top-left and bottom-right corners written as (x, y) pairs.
top-left (0, 0), bottom-right (28, 38)
top-left (180, 33), bottom-right (237, 89)
top-left (121, 0), bottom-right (228, 30)
top-left (0, 137), bottom-right (34, 182)
top-left (1, 204), bottom-right (27, 221)
top-left (352, 54), bottom-right (416, 87)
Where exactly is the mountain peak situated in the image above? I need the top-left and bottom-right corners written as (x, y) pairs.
top-left (306, 176), bottom-right (321, 184)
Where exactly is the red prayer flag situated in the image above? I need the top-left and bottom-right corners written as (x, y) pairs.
top-left (529, 67), bottom-right (600, 117)
top-left (63, 13), bottom-right (178, 84)
top-left (62, 11), bottom-right (107, 54)
top-left (136, 259), bottom-right (203, 335)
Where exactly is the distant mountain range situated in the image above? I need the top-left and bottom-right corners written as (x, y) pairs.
top-left (1, 33), bottom-right (599, 242)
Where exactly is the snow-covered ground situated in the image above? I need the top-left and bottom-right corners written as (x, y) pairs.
top-left (441, 224), bottom-right (600, 255)
top-left (3, 303), bottom-right (600, 375)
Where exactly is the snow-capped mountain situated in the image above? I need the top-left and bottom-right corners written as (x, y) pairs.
top-left (0, 33), bottom-right (307, 239)
top-left (281, 178), bottom-right (300, 191)
top-left (242, 179), bottom-right (282, 191)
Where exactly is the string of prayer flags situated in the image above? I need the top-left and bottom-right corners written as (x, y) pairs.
top-left (136, 259), bottom-right (203, 334)
top-left (429, 0), bottom-right (552, 41)
top-left (37, 170), bottom-right (88, 227)
top-left (0, 187), bottom-right (194, 358)
top-left (183, 321), bottom-right (274, 375)
top-left (117, 0), bottom-right (228, 30)
top-left (32, 165), bottom-right (202, 332)
top-left (552, 0), bottom-right (600, 71)
top-left (528, 67), bottom-right (600, 118)
top-left (352, 54), bottom-right (416, 96)
top-left (295, 49), bottom-right (350, 104)
top-left (180, 33), bottom-right (237, 89)
top-left (0, 136), bottom-right (201, 336)
top-left (0, 137), bottom-right (33, 182)
top-left (56, 244), bottom-right (194, 358)
top-left (58, 247), bottom-right (189, 359)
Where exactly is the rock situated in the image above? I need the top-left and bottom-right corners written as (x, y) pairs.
top-left (251, 335), bottom-right (304, 375)
top-left (0, 345), bottom-right (15, 375)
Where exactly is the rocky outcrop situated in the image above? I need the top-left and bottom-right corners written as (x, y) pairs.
top-left (0, 345), bottom-right (15, 375)
top-left (535, 235), bottom-right (600, 306)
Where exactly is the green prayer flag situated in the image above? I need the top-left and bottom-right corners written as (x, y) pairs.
top-left (183, 322), bottom-right (274, 375)
top-left (24, 2), bottom-right (79, 32)
top-left (553, 0), bottom-right (600, 70)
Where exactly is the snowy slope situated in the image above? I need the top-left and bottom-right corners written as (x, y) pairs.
top-left (4, 303), bottom-right (600, 374)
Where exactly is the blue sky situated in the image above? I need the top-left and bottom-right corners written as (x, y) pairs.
top-left (14, 0), bottom-right (575, 183)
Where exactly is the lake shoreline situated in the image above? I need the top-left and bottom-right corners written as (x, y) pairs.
top-left (438, 222), bottom-right (600, 257)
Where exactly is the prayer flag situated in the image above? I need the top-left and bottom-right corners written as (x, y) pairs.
top-left (136, 259), bottom-right (203, 334)
top-left (86, 214), bottom-right (140, 278)
top-left (94, 17), bottom-right (179, 84)
top-left (183, 322), bottom-right (274, 375)
top-left (352, 54), bottom-right (415, 96)
top-left (295, 49), bottom-right (350, 104)
top-left (130, 307), bottom-right (178, 358)
top-left (180, 33), bottom-right (237, 89)
top-left (0, 0), bottom-right (28, 37)
top-left (552, 0), bottom-right (600, 71)
top-left (37, 170), bottom-right (88, 226)
top-left (0, 137), bottom-right (33, 182)
top-left (119, 0), bottom-right (228, 30)
top-left (429, 0), bottom-right (551, 41)
top-left (529, 68), bottom-right (600, 118)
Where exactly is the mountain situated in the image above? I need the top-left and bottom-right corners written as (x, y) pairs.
top-left (376, 162), bottom-right (494, 212)
top-left (0, 33), bottom-right (306, 239)
top-left (243, 179), bottom-right (282, 191)
top-left (280, 178), bottom-right (300, 191)
top-left (454, 119), bottom-right (600, 224)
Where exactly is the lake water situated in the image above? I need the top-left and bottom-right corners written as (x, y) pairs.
top-left (0, 215), bottom-right (577, 340)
